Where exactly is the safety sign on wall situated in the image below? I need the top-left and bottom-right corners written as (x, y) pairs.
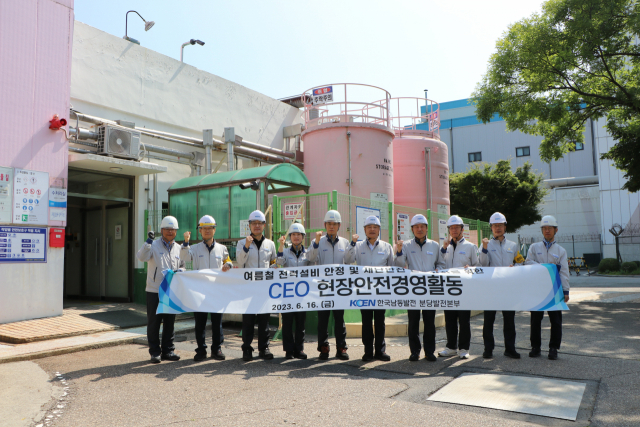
top-left (283, 203), bottom-right (303, 221)
top-left (49, 187), bottom-right (67, 222)
top-left (370, 192), bottom-right (388, 226)
top-left (13, 169), bottom-right (49, 225)
top-left (355, 206), bottom-right (381, 242)
top-left (439, 219), bottom-right (448, 243)
top-left (312, 86), bottom-right (333, 105)
top-left (239, 220), bottom-right (250, 238)
top-left (397, 213), bottom-right (412, 241)
top-left (0, 226), bottom-right (47, 263)
top-left (0, 167), bottom-right (13, 224)
top-left (463, 223), bottom-right (471, 241)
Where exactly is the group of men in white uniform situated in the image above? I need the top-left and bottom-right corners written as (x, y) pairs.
top-left (137, 208), bottom-right (569, 364)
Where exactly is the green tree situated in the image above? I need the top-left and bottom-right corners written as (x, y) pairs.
top-left (450, 160), bottom-right (548, 232)
top-left (472, 0), bottom-right (640, 191)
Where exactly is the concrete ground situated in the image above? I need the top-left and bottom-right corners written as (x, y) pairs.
top-left (4, 275), bottom-right (640, 427)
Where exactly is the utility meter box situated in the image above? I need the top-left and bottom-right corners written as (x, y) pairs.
top-left (49, 228), bottom-right (65, 248)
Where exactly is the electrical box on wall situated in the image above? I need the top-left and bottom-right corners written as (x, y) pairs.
top-left (49, 228), bottom-right (65, 247)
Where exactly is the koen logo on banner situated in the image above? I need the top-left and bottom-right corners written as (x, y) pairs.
top-left (350, 299), bottom-right (376, 307)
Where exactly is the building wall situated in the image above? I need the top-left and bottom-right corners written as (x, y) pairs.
top-left (594, 118), bottom-right (640, 260)
top-left (0, 0), bottom-right (74, 323)
top-left (70, 22), bottom-right (303, 268)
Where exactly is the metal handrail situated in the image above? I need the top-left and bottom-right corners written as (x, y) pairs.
top-left (301, 83), bottom-right (391, 129)
top-left (372, 97), bottom-right (440, 136)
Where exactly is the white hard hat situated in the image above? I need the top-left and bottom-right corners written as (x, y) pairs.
top-left (288, 223), bottom-right (306, 235)
top-left (541, 215), bottom-right (558, 227)
top-left (324, 210), bottom-right (342, 223)
top-left (249, 210), bottom-right (266, 223)
top-left (411, 214), bottom-right (428, 226)
top-left (447, 215), bottom-right (464, 227)
top-left (160, 215), bottom-right (179, 230)
top-left (198, 215), bottom-right (216, 228)
top-left (489, 212), bottom-right (507, 224)
top-left (364, 215), bottom-right (381, 227)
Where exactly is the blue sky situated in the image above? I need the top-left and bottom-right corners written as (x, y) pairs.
top-left (75, 0), bottom-right (545, 104)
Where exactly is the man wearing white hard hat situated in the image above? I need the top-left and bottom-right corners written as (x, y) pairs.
top-left (525, 215), bottom-right (569, 360)
top-left (395, 214), bottom-right (444, 362)
top-left (236, 210), bottom-right (277, 361)
top-left (438, 215), bottom-right (480, 360)
top-left (478, 212), bottom-right (523, 359)
top-left (308, 209), bottom-right (351, 360)
top-left (136, 215), bottom-right (185, 363)
top-left (181, 215), bottom-right (233, 362)
top-left (345, 215), bottom-right (395, 362)
top-left (276, 222), bottom-right (311, 359)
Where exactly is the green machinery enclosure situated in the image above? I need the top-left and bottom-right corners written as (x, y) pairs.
top-left (168, 164), bottom-right (310, 259)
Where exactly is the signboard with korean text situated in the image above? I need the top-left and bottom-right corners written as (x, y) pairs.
top-left (157, 264), bottom-right (568, 315)
top-left (0, 226), bottom-right (47, 263)
top-left (49, 187), bottom-right (67, 222)
top-left (355, 206), bottom-right (380, 241)
top-left (0, 167), bottom-right (13, 223)
top-left (463, 223), bottom-right (471, 241)
top-left (13, 169), bottom-right (49, 225)
top-left (439, 219), bottom-right (448, 243)
top-left (312, 86), bottom-right (333, 105)
top-left (397, 213), bottom-right (412, 241)
top-left (370, 192), bottom-right (388, 226)
top-left (283, 202), bottom-right (303, 221)
top-left (239, 220), bottom-right (250, 238)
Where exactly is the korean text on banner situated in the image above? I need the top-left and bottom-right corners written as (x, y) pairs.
top-left (158, 264), bottom-right (568, 315)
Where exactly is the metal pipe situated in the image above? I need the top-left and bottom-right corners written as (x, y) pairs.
top-left (227, 141), bottom-right (235, 171)
top-left (69, 139), bottom-right (98, 148)
top-left (203, 129), bottom-right (213, 174)
top-left (347, 130), bottom-right (352, 233)
top-left (69, 110), bottom-right (300, 164)
top-left (69, 147), bottom-right (94, 154)
top-left (146, 144), bottom-right (195, 160)
top-left (590, 118), bottom-right (598, 176)
top-left (146, 153), bottom-right (192, 166)
top-left (69, 126), bottom-right (99, 140)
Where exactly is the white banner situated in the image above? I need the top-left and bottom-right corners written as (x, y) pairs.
top-left (157, 264), bottom-right (568, 315)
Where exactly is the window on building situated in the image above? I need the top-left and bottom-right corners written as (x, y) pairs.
top-left (516, 146), bottom-right (530, 157)
top-left (468, 152), bottom-right (482, 162)
top-left (575, 142), bottom-right (584, 151)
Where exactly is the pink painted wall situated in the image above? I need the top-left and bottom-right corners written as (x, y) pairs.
top-left (0, 0), bottom-right (74, 227)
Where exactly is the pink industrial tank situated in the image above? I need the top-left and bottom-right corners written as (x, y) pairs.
top-left (301, 84), bottom-right (395, 234)
top-left (390, 98), bottom-right (450, 214)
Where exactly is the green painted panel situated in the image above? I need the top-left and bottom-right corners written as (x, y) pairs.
top-left (230, 186), bottom-right (256, 238)
top-left (199, 187), bottom-right (230, 239)
top-left (197, 170), bottom-right (238, 186)
top-left (170, 192), bottom-right (198, 237)
top-left (169, 175), bottom-right (205, 190)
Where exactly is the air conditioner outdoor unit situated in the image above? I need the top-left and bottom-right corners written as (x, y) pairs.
top-left (97, 125), bottom-right (141, 160)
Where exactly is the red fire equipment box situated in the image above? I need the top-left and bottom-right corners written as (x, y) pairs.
top-left (49, 228), bottom-right (65, 247)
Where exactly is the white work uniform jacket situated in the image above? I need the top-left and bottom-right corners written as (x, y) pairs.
top-left (344, 239), bottom-right (395, 267)
top-left (236, 236), bottom-right (277, 268)
top-left (395, 238), bottom-right (444, 272)
top-left (525, 240), bottom-right (570, 294)
top-left (180, 240), bottom-right (232, 270)
top-left (307, 235), bottom-right (351, 265)
top-left (479, 237), bottom-right (522, 267)
top-left (136, 238), bottom-right (184, 293)
top-left (276, 245), bottom-right (311, 267)
top-left (440, 237), bottom-right (480, 269)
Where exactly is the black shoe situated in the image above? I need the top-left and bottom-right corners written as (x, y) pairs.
top-left (193, 352), bottom-right (207, 362)
top-left (425, 353), bottom-right (437, 362)
top-left (294, 351), bottom-right (308, 360)
top-left (259, 349), bottom-right (274, 360)
top-left (504, 349), bottom-right (521, 359)
top-left (409, 353), bottom-right (420, 362)
top-left (374, 352), bottom-right (391, 362)
top-left (285, 351), bottom-right (294, 359)
top-left (548, 348), bottom-right (558, 360)
top-left (242, 349), bottom-right (253, 361)
top-left (483, 350), bottom-right (493, 359)
top-left (362, 353), bottom-right (374, 361)
top-left (335, 348), bottom-right (349, 360)
top-left (150, 355), bottom-right (161, 364)
top-left (161, 352), bottom-right (180, 361)
top-left (319, 345), bottom-right (330, 360)
top-left (212, 349), bottom-right (226, 360)
top-left (529, 348), bottom-right (541, 358)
